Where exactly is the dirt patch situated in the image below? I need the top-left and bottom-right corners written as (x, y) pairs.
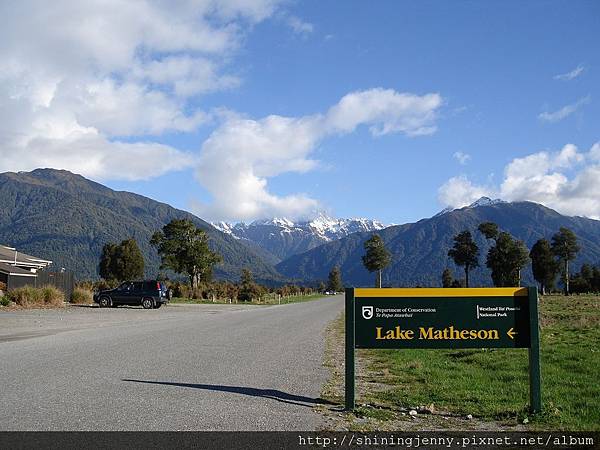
top-left (317, 313), bottom-right (525, 431)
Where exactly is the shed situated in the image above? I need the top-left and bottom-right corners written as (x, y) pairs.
top-left (0, 262), bottom-right (38, 291)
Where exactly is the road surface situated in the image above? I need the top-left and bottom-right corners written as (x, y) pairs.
top-left (0, 296), bottom-right (343, 430)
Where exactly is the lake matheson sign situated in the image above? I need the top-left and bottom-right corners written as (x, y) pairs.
top-left (345, 287), bottom-right (541, 412)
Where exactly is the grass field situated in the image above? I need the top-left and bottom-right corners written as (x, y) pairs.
top-left (357, 294), bottom-right (599, 430)
top-left (170, 293), bottom-right (325, 306)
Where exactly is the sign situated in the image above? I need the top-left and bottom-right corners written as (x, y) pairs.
top-left (345, 287), bottom-right (541, 413)
top-left (354, 288), bottom-right (531, 349)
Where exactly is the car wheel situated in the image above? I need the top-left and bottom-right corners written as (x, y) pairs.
top-left (142, 298), bottom-right (154, 309)
top-left (99, 296), bottom-right (111, 308)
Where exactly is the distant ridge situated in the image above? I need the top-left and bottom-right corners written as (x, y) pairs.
top-left (276, 200), bottom-right (600, 287)
top-left (212, 213), bottom-right (386, 262)
top-left (0, 169), bottom-right (284, 282)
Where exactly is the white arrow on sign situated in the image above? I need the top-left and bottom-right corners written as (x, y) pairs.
top-left (507, 328), bottom-right (517, 340)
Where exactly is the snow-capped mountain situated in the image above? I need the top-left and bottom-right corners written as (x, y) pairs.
top-left (212, 214), bottom-right (386, 262)
top-left (434, 197), bottom-right (506, 217)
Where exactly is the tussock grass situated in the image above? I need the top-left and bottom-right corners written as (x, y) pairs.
top-left (70, 287), bottom-right (94, 304)
top-left (7, 285), bottom-right (64, 307)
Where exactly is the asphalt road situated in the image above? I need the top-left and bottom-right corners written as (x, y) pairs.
top-left (0, 296), bottom-right (343, 431)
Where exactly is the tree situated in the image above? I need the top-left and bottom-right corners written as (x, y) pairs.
top-left (99, 243), bottom-right (118, 281)
top-left (362, 234), bottom-right (391, 288)
top-left (327, 266), bottom-right (344, 292)
top-left (238, 268), bottom-right (261, 302)
top-left (442, 268), bottom-right (453, 288)
top-left (484, 231), bottom-right (530, 287)
top-left (150, 219), bottom-right (222, 291)
top-left (530, 239), bottom-right (559, 294)
top-left (317, 281), bottom-right (326, 293)
top-left (98, 239), bottom-right (144, 281)
top-left (478, 222), bottom-right (499, 240)
top-left (447, 231), bottom-right (479, 288)
top-left (551, 227), bottom-right (580, 295)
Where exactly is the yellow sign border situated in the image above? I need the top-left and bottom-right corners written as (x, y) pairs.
top-left (354, 287), bottom-right (528, 298)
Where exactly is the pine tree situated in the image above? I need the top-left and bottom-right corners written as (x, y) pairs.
top-left (327, 266), bottom-right (343, 292)
top-left (99, 243), bottom-right (118, 281)
top-left (551, 227), bottom-right (580, 295)
top-left (362, 234), bottom-right (391, 288)
top-left (98, 239), bottom-right (144, 281)
top-left (442, 268), bottom-right (453, 288)
top-left (484, 232), bottom-right (529, 287)
top-left (479, 223), bottom-right (529, 287)
top-left (530, 239), bottom-right (559, 294)
top-left (238, 268), bottom-right (260, 301)
top-left (447, 231), bottom-right (479, 288)
top-left (114, 238), bottom-right (145, 281)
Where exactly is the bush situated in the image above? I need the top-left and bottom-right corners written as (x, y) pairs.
top-left (71, 287), bottom-right (94, 304)
top-left (7, 285), bottom-right (64, 307)
top-left (0, 296), bottom-right (10, 307)
top-left (40, 285), bottom-right (64, 306)
top-left (0, 281), bottom-right (6, 292)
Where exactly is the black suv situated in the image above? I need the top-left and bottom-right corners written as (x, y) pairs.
top-left (94, 280), bottom-right (171, 309)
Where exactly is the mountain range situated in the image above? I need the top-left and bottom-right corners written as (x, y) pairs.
top-left (212, 215), bottom-right (386, 262)
top-left (2, 169), bottom-right (600, 288)
top-left (276, 200), bottom-right (600, 287)
top-left (0, 169), bottom-right (282, 283)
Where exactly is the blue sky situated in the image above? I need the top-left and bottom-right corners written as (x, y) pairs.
top-left (1, 1), bottom-right (599, 224)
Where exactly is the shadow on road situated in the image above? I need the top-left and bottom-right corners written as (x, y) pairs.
top-left (122, 379), bottom-right (336, 408)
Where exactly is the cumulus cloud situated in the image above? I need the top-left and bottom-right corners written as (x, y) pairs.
top-left (196, 89), bottom-right (443, 221)
top-left (438, 142), bottom-right (600, 219)
top-left (437, 176), bottom-right (494, 209)
top-left (554, 65), bottom-right (585, 81)
top-left (0, 0), bottom-right (281, 180)
top-left (539, 96), bottom-right (591, 123)
top-left (453, 151), bottom-right (471, 165)
top-left (326, 89), bottom-right (442, 137)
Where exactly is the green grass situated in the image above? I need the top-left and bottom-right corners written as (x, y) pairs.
top-left (169, 293), bottom-right (325, 306)
top-left (359, 294), bottom-right (600, 430)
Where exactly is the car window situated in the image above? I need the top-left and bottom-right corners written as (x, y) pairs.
top-left (118, 282), bottom-right (129, 291)
top-left (133, 282), bottom-right (144, 291)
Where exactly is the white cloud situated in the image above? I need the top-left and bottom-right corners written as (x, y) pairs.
top-left (453, 151), bottom-right (471, 165)
top-left (326, 89), bottom-right (442, 137)
top-left (287, 16), bottom-right (315, 35)
top-left (438, 142), bottom-right (600, 219)
top-left (0, 0), bottom-right (281, 180)
top-left (539, 96), bottom-right (591, 123)
top-left (196, 89), bottom-right (443, 221)
top-left (554, 65), bottom-right (585, 81)
top-left (437, 176), bottom-right (494, 209)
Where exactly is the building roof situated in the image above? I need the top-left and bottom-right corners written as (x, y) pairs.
top-left (0, 245), bottom-right (52, 268)
top-left (0, 262), bottom-right (38, 277)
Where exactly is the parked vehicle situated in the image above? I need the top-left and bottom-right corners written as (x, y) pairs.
top-left (94, 280), bottom-right (171, 309)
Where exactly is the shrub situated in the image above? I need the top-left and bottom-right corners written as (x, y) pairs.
top-left (0, 281), bottom-right (6, 292)
top-left (71, 287), bottom-right (94, 304)
top-left (40, 285), bottom-right (64, 306)
top-left (7, 285), bottom-right (64, 307)
top-left (8, 286), bottom-right (42, 306)
top-left (0, 296), bottom-right (10, 307)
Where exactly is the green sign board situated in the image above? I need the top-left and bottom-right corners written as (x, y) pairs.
top-left (345, 287), bottom-right (541, 412)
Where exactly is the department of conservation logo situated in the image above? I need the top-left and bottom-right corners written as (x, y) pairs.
top-left (362, 306), bottom-right (374, 320)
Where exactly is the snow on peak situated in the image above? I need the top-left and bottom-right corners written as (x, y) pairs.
top-left (213, 215), bottom-right (386, 241)
top-left (434, 197), bottom-right (507, 217)
top-left (468, 197), bottom-right (505, 208)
